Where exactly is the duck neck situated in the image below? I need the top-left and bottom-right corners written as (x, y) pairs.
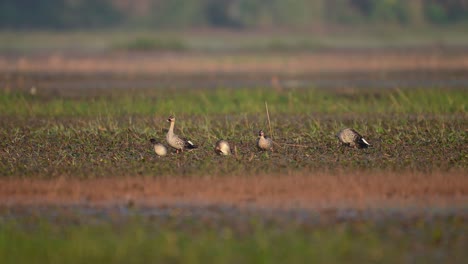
top-left (168, 121), bottom-right (175, 136)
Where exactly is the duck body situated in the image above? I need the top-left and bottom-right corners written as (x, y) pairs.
top-left (337, 128), bottom-right (370, 149)
top-left (215, 139), bottom-right (231, 155)
top-left (150, 138), bottom-right (167, 156)
top-left (257, 130), bottom-right (273, 151)
top-left (165, 116), bottom-right (198, 153)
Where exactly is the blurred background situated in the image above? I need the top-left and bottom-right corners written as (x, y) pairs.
top-left (1, 0), bottom-right (468, 92)
top-left (1, 0), bottom-right (467, 31)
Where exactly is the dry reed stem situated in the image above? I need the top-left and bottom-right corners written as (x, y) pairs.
top-left (265, 101), bottom-right (273, 140)
top-left (279, 143), bottom-right (309, 148)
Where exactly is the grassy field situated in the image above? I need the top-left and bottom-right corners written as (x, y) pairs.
top-left (1, 42), bottom-right (467, 263)
top-left (0, 86), bottom-right (466, 263)
top-left (0, 211), bottom-right (466, 264)
top-left (0, 87), bottom-right (466, 177)
top-left (1, 87), bottom-right (466, 116)
top-left (1, 26), bottom-right (468, 53)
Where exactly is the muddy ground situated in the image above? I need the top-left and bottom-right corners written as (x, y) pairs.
top-left (0, 172), bottom-right (467, 209)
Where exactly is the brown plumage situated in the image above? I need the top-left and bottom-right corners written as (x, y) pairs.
top-left (214, 139), bottom-right (231, 155)
top-left (165, 115), bottom-right (197, 153)
top-left (257, 130), bottom-right (274, 151)
top-left (336, 128), bottom-right (370, 149)
top-left (150, 138), bottom-right (167, 156)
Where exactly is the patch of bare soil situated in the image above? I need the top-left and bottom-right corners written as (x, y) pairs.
top-left (1, 171), bottom-right (466, 210)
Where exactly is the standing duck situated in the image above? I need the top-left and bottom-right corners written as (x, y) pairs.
top-left (150, 138), bottom-right (167, 156)
top-left (257, 130), bottom-right (274, 151)
top-left (215, 139), bottom-right (231, 155)
top-left (336, 128), bottom-right (370, 149)
top-left (166, 115), bottom-right (198, 153)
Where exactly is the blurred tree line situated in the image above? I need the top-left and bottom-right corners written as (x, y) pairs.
top-left (0, 0), bottom-right (467, 29)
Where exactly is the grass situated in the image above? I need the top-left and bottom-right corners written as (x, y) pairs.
top-left (1, 37), bottom-right (467, 263)
top-left (0, 87), bottom-right (466, 178)
top-left (0, 213), bottom-right (466, 264)
top-left (0, 88), bottom-right (466, 116)
top-left (0, 85), bottom-right (466, 263)
top-left (1, 25), bottom-right (468, 53)
top-left (112, 37), bottom-right (188, 51)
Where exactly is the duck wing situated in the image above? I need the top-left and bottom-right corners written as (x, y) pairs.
top-left (183, 138), bottom-right (198, 149)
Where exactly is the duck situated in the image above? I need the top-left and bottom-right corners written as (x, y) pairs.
top-left (336, 128), bottom-right (370, 149)
top-left (257, 130), bottom-right (273, 151)
top-left (166, 115), bottom-right (198, 153)
top-left (150, 138), bottom-right (167, 156)
top-left (215, 139), bottom-right (231, 155)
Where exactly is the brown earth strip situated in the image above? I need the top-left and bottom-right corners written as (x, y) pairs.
top-left (1, 52), bottom-right (468, 75)
top-left (1, 171), bottom-right (466, 209)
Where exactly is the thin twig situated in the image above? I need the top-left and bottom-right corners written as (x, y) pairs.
top-left (265, 101), bottom-right (273, 140)
top-left (280, 143), bottom-right (309, 148)
top-left (272, 141), bottom-right (283, 149)
top-left (233, 145), bottom-right (240, 161)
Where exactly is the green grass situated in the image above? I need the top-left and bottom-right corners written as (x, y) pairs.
top-left (1, 26), bottom-right (468, 53)
top-left (112, 37), bottom-right (188, 51)
top-left (0, 87), bottom-right (466, 178)
top-left (0, 215), bottom-right (466, 264)
top-left (0, 88), bottom-right (466, 117)
top-left (1, 86), bottom-right (466, 263)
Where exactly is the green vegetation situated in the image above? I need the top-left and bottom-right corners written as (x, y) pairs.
top-left (2, 3), bottom-right (467, 259)
top-left (0, 88), bottom-right (466, 178)
top-left (113, 37), bottom-right (187, 51)
top-left (0, 65), bottom-right (466, 262)
top-left (0, 0), bottom-right (122, 29)
top-left (0, 214), bottom-right (466, 264)
top-left (1, 0), bottom-right (467, 29)
top-left (1, 26), bottom-right (468, 53)
top-left (1, 88), bottom-right (466, 116)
